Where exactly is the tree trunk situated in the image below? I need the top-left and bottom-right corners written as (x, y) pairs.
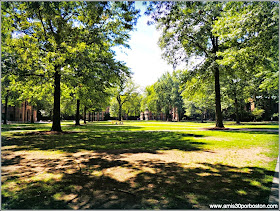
top-left (3, 93), bottom-right (8, 124)
top-left (51, 68), bottom-right (62, 131)
top-left (13, 106), bottom-right (16, 122)
top-left (269, 95), bottom-right (273, 120)
top-left (117, 96), bottom-right (122, 121)
top-left (118, 104), bottom-right (122, 121)
top-left (83, 106), bottom-right (87, 124)
top-left (201, 112), bottom-right (204, 123)
top-left (75, 99), bottom-right (80, 126)
top-left (50, 110), bottom-right (53, 121)
top-left (214, 66), bottom-right (224, 128)
top-left (31, 106), bottom-right (34, 124)
top-left (234, 96), bottom-right (240, 124)
top-left (88, 112), bottom-right (91, 122)
top-left (24, 101), bottom-right (27, 123)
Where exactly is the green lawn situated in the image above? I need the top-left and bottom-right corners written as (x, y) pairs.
top-left (1, 121), bottom-right (279, 209)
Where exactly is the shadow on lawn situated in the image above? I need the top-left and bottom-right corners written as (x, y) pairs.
top-left (219, 130), bottom-right (278, 135)
top-left (1, 124), bottom-right (51, 132)
top-left (1, 126), bottom-right (38, 131)
top-left (2, 156), bottom-right (276, 209)
top-left (2, 131), bottom-right (205, 154)
top-left (66, 124), bottom-right (143, 132)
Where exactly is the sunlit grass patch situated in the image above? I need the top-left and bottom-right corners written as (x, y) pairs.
top-left (53, 192), bottom-right (77, 201)
top-left (27, 173), bottom-right (63, 182)
top-left (236, 189), bottom-right (248, 196)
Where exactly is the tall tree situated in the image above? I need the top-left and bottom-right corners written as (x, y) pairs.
top-left (181, 76), bottom-right (215, 122)
top-left (154, 71), bottom-right (184, 121)
top-left (213, 1), bottom-right (279, 121)
top-left (111, 77), bottom-right (138, 121)
top-left (146, 1), bottom-right (225, 127)
top-left (141, 84), bottom-right (159, 115)
top-left (2, 1), bottom-right (139, 131)
top-left (122, 92), bottom-right (142, 117)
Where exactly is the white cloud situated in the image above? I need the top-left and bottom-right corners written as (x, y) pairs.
top-left (113, 3), bottom-right (188, 90)
top-left (114, 16), bottom-right (174, 89)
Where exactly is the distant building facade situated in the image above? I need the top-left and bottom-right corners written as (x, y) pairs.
top-left (2, 101), bottom-right (37, 123)
top-left (89, 106), bottom-right (110, 121)
top-left (248, 98), bottom-right (256, 111)
top-left (140, 107), bottom-right (179, 121)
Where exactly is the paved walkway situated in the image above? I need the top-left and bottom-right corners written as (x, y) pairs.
top-left (269, 156), bottom-right (279, 205)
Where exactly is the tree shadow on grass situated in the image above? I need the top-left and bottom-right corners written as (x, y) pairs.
top-left (1, 155), bottom-right (23, 166)
top-left (2, 131), bottom-right (206, 154)
top-left (1, 156), bottom-right (276, 209)
top-left (239, 122), bottom-right (279, 126)
top-left (65, 124), bottom-right (143, 132)
top-left (1, 123), bottom-right (52, 132)
top-left (216, 130), bottom-right (278, 135)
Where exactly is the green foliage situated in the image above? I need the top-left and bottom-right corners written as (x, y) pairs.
top-left (122, 92), bottom-right (142, 117)
top-left (109, 98), bottom-right (119, 118)
top-left (140, 71), bottom-right (185, 120)
top-left (272, 113), bottom-right (278, 118)
top-left (110, 77), bottom-right (139, 120)
top-left (145, 1), bottom-right (278, 123)
top-left (141, 84), bottom-right (159, 114)
top-left (213, 1), bottom-right (278, 70)
top-left (212, 1), bottom-right (279, 121)
top-left (156, 71), bottom-right (185, 118)
top-left (146, 1), bottom-right (227, 127)
top-left (181, 75), bottom-right (215, 120)
top-left (1, 1), bottom-right (139, 127)
top-left (252, 108), bottom-right (265, 121)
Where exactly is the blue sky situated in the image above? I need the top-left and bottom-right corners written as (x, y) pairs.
top-left (113, 1), bottom-right (180, 90)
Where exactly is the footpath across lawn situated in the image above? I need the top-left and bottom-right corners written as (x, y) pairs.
top-left (1, 121), bottom-right (279, 209)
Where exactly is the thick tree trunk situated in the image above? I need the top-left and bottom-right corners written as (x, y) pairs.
top-left (75, 99), bottom-right (80, 126)
top-left (214, 67), bottom-right (224, 128)
top-left (88, 112), bottom-right (91, 122)
top-left (84, 106), bottom-right (87, 124)
top-left (118, 104), bottom-right (122, 121)
top-left (51, 68), bottom-right (62, 131)
top-left (201, 112), bottom-right (204, 123)
top-left (3, 93), bottom-right (8, 124)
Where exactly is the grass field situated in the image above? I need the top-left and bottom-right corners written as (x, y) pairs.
top-left (1, 120), bottom-right (279, 209)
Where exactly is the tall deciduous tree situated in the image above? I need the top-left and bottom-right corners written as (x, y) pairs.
top-left (141, 84), bottom-right (159, 115)
top-left (146, 1), bottom-right (225, 127)
top-left (154, 71), bottom-right (184, 121)
top-left (2, 1), bottom-right (139, 131)
top-left (122, 92), bottom-right (142, 117)
top-left (111, 77), bottom-right (138, 121)
top-left (212, 1), bottom-right (279, 121)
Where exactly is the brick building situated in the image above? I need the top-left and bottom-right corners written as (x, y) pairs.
top-left (92, 106), bottom-right (110, 121)
top-left (140, 107), bottom-right (179, 121)
top-left (2, 101), bottom-right (37, 123)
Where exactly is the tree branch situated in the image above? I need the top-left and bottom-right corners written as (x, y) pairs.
top-left (188, 35), bottom-right (209, 56)
top-left (37, 9), bottom-right (48, 38)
